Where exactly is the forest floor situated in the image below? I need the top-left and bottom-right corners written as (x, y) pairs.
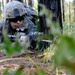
top-left (0, 51), bottom-right (67, 75)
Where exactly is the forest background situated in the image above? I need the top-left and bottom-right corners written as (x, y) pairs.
top-left (0, 0), bottom-right (75, 75)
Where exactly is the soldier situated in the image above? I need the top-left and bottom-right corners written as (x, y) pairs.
top-left (0, 1), bottom-right (37, 52)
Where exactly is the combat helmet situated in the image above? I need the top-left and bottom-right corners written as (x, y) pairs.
top-left (4, 1), bottom-right (26, 20)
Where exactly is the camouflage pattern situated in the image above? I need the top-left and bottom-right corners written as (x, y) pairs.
top-left (4, 1), bottom-right (26, 20)
top-left (3, 1), bottom-right (37, 20)
top-left (0, 19), bottom-right (5, 27)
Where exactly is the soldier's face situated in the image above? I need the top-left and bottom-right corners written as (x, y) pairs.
top-left (9, 16), bottom-right (24, 29)
top-left (10, 20), bottom-right (23, 29)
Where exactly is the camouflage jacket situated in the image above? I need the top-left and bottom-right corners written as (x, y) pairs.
top-left (0, 9), bottom-right (37, 43)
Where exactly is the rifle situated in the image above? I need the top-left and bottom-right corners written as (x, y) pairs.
top-left (3, 27), bottom-right (52, 52)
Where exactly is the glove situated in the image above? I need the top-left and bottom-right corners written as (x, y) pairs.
top-left (19, 35), bottom-right (30, 48)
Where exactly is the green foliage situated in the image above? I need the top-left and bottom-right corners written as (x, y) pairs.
top-left (36, 67), bottom-right (47, 75)
top-left (63, 22), bottom-right (75, 36)
top-left (3, 69), bottom-right (15, 75)
top-left (37, 3), bottom-right (75, 75)
top-left (14, 66), bottom-right (24, 75)
top-left (33, 0), bottom-right (38, 13)
top-left (0, 30), bottom-right (22, 56)
top-left (3, 66), bottom-right (24, 75)
top-left (0, 1), bottom-right (2, 19)
top-left (64, 1), bottom-right (74, 22)
top-left (39, 4), bottom-right (61, 35)
top-left (53, 35), bottom-right (75, 75)
top-left (52, 21), bottom-right (75, 75)
top-left (1, 2), bottom-right (75, 75)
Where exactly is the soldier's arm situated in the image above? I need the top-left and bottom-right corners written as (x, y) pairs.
top-left (25, 17), bottom-right (37, 49)
top-left (27, 20), bottom-right (37, 42)
top-left (0, 20), bottom-right (5, 43)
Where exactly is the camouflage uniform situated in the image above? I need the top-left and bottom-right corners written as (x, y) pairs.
top-left (0, 1), bottom-right (37, 50)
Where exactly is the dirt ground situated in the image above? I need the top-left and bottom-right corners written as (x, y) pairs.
top-left (0, 52), bottom-right (66, 75)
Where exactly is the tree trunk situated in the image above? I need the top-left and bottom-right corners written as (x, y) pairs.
top-left (68, 2), bottom-right (71, 23)
top-left (2, 0), bottom-right (4, 11)
top-left (0, 2), bottom-right (2, 15)
top-left (38, 0), bottom-right (48, 33)
top-left (58, 0), bottom-right (63, 31)
top-left (74, 0), bottom-right (75, 21)
top-left (38, 0), bottom-right (63, 32)
top-left (28, 0), bottom-right (33, 7)
top-left (62, 0), bottom-right (65, 21)
top-left (6, 0), bottom-right (9, 3)
top-left (23, 0), bottom-right (29, 5)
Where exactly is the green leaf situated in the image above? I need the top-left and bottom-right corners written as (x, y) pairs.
top-left (14, 66), bottom-right (24, 75)
top-left (3, 69), bottom-right (14, 75)
top-left (53, 35), bottom-right (75, 73)
top-left (36, 67), bottom-right (46, 75)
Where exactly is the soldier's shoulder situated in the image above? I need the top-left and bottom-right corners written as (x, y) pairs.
top-left (0, 19), bottom-right (5, 27)
top-left (23, 4), bottom-right (37, 16)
